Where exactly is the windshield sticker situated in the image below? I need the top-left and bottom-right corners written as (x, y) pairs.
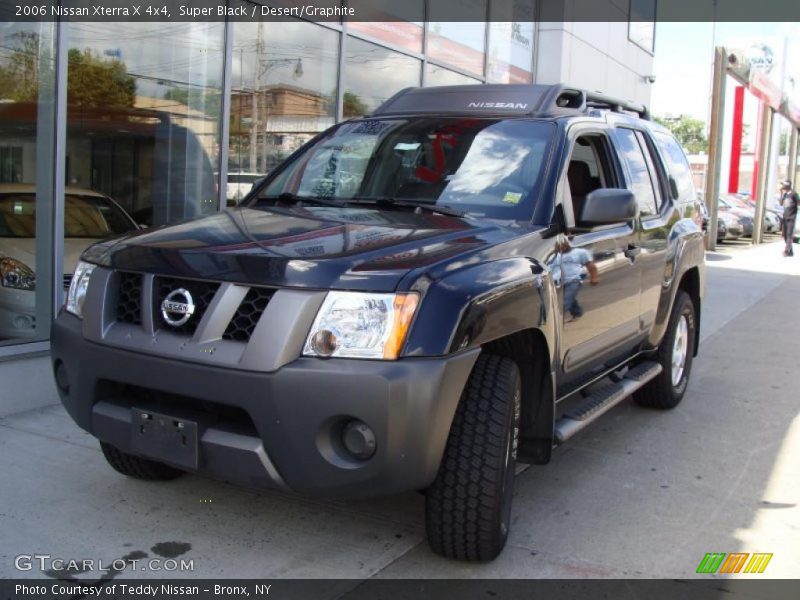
top-left (503, 192), bottom-right (523, 205)
top-left (349, 120), bottom-right (395, 136)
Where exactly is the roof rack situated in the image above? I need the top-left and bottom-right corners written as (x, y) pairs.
top-left (371, 84), bottom-right (650, 121)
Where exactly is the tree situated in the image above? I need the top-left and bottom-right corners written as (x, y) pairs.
top-left (343, 91), bottom-right (368, 118)
top-left (654, 115), bottom-right (708, 154)
top-left (66, 48), bottom-right (135, 108)
top-left (0, 31), bottom-right (41, 102)
top-left (0, 32), bottom-right (136, 108)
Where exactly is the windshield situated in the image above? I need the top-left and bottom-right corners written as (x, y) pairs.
top-left (0, 193), bottom-right (136, 238)
top-left (254, 117), bottom-right (555, 220)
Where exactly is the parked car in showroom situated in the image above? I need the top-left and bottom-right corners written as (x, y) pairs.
top-left (52, 84), bottom-right (705, 561)
top-left (0, 185), bottom-right (137, 339)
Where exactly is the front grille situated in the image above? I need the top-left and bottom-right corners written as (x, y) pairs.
top-left (116, 272), bottom-right (142, 324)
top-left (63, 274), bottom-right (73, 290)
top-left (155, 276), bottom-right (218, 336)
top-left (223, 286), bottom-right (274, 341)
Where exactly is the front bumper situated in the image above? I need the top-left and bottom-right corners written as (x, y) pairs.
top-left (51, 313), bottom-right (478, 498)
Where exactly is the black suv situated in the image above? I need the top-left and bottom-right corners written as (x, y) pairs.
top-left (52, 84), bottom-right (705, 562)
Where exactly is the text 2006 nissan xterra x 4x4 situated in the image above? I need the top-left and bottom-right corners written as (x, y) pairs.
top-left (53, 84), bottom-right (705, 561)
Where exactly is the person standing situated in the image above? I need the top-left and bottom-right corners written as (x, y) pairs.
top-left (779, 179), bottom-right (799, 257)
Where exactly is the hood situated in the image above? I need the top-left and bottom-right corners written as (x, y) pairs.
top-left (82, 206), bottom-right (524, 291)
top-left (0, 237), bottom-right (100, 276)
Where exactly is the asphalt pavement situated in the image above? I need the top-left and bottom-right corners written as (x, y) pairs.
top-left (1, 238), bottom-right (798, 584)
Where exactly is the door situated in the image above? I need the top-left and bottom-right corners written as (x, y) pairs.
top-left (556, 130), bottom-right (644, 392)
top-left (613, 127), bottom-right (670, 332)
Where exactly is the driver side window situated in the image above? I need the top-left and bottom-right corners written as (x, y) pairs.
top-left (566, 134), bottom-right (617, 228)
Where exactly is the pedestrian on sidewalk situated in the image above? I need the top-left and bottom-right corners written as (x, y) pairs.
top-left (779, 179), bottom-right (798, 257)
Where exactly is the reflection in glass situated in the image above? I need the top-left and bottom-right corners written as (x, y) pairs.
top-left (65, 22), bottom-right (225, 227)
top-left (259, 117), bottom-right (554, 220)
top-left (344, 37), bottom-right (421, 116)
top-left (425, 64), bottom-right (482, 87)
top-left (0, 22), bottom-right (56, 344)
top-left (347, 0), bottom-right (424, 54)
top-left (428, 0), bottom-right (488, 77)
top-left (230, 20), bottom-right (338, 190)
top-left (487, 22), bottom-right (534, 84)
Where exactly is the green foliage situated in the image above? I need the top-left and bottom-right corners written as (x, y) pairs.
top-left (343, 91), bottom-right (369, 118)
top-left (654, 115), bottom-right (708, 154)
top-left (67, 48), bottom-right (136, 108)
top-left (0, 31), bottom-right (41, 102)
top-left (0, 32), bottom-right (136, 108)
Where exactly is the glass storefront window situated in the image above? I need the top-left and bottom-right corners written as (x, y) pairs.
top-left (0, 22), bottom-right (57, 345)
top-left (229, 19), bottom-right (338, 198)
top-left (428, 1), bottom-right (488, 77)
top-left (426, 64), bottom-right (482, 87)
top-left (487, 22), bottom-right (534, 84)
top-left (64, 22), bottom-right (225, 228)
top-left (344, 37), bottom-right (421, 117)
top-left (628, 0), bottom-right (656, 53)
top-left (348, 0), bottom-right (424, 54)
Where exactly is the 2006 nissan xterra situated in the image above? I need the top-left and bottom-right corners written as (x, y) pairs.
top-left (52, 84), bottom-right (705, 561)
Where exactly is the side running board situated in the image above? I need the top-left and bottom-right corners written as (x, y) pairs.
top-left (554, 361), bottom-right (663, 444)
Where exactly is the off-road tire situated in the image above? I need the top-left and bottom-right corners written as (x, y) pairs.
top-left (100, 442), bottom-right (184, 481)
top-left (425, 354), bottom-right (521, 561)
top-left (634, 290), bottom-right (696, 409)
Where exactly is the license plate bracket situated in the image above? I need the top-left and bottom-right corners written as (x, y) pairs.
top-left (130, 408), bottom-right (199, 470)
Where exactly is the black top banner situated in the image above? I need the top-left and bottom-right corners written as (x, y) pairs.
top-left (4, 0), bottom-right (800, 22)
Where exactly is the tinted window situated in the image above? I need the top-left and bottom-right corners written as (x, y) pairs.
top-left (0, 194), bottom-right (135, 238)
top-left (615, 128), bottom-right (658, 216)
top-left (258, 118), bottom-right (555, 220)
top-left (654, 132), bottom-right (695, 203)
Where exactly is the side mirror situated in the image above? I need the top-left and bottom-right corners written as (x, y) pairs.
top-left (577, 188), bottom-right (637, 226)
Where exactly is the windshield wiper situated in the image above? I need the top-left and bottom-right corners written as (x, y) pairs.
top-left (348, 196), bottom-right (465, 218)
top-left (260, 192), bottom-right (347, 209)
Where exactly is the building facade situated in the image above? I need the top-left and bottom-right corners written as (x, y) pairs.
top-left (0, 0), bottom-right (654, 381)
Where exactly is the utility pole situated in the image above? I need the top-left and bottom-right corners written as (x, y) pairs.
top-left (249, 21), bottom-right (263, 173)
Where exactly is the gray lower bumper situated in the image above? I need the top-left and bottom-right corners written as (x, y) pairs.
top-left (51, 313), bottom-right (479, 497)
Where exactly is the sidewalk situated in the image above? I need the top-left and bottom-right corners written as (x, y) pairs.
top-left (0, 240), bottom-right (798, 584)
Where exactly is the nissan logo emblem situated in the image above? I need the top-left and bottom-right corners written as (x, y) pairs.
top-left (161, 288), bottom-right (195, 327)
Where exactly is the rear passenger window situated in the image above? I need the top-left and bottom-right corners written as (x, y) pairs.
top-left (615, 128), bottom-right (658, 217)
top-left (653, 132), bottom-right (696, 203)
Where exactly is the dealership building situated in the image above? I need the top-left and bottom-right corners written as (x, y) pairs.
top-left (0, 0), bottom-right (655, 404)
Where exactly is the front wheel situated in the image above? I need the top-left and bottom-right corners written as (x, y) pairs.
top-left (425, 354), bottom-right (521, 561)
top-left (634, 290), bottom-right (696, 409)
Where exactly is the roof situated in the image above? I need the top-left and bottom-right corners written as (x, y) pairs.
top-left (372, 84), bottom-right (650, 121)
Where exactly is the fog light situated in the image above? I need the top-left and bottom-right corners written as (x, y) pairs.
top-left (341, 419), bottom-right (376, 460)
top-left (54, 361), bottom-right (70, 395)
top-left (310, 329), bottom-right (338, 357)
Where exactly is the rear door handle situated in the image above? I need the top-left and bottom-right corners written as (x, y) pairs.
top-left (624, 244), bottom-right (641, 260)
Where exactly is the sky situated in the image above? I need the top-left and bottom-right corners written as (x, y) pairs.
top-left (650, 22), bottom-right (800, 124)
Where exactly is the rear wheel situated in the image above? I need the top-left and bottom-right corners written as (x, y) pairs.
top-left (634, 290), bottom-right (696, 409)
top-left (425, 354), bottom-right (521, 561)
top-left (100, 442), bottom-right (184, 481)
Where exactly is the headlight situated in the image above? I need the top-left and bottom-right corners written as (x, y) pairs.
top-left (0, 257), bottom-right (36, 290)
top-left (66, 261), bottom-right (96, 318)
top-left (303, 291), bottom-right (419, 360)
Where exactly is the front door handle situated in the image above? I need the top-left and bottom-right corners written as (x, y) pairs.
top-left (624, 244), bottom-right (641, 260)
